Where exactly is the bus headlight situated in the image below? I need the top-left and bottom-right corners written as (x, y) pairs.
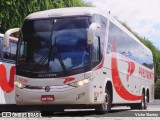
top-left (68, 77), bottom-right (93, 87)
top-left (14, 81), bottom-right (26, 89)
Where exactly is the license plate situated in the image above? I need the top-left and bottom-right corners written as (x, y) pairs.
top-left (41, 95), bottom-right (54, 101)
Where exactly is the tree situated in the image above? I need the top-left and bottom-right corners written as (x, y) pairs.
top-left (0, 0), bottom-right (50, 33)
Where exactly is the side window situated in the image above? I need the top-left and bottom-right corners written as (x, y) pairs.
top-left (10, 41), bottom-right (17, 60)
top-left (94, 15), bottom-right (107, 58)
top-left (92, 36), bottom-right (100, 67)
top-left (3, 41), bottom-right (11, 59)
top-left (3, 40), bottom-right (17, 60)
top-left (107, 22), bottom-right (114, 54)
top-left (106, 21), bottom-right (154, 70)
top-left (149, 54), bottom-right (154, 69)
top-left (117, 31), bottom-right (126, 55)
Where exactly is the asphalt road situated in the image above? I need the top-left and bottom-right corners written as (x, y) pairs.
top-left (0, 100), bottom-right (160, 119)
top-left (44, 100), bottom-right (160, 117)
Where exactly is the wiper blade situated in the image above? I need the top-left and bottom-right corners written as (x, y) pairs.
top-left (54, 47), bottom-right (68, 74)
top-left (50, 37), bottom-right (68, 75)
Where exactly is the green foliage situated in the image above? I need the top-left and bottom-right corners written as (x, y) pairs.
top-left (49, 0), bottom-right (92, 8)
top-left (0, 0), bottom-right (49, 32)
top-left (0, 0), bottom-right (91, 33)
top-left (155, 80), bottom-right (160, 99)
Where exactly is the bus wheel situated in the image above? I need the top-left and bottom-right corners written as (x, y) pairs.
top-left (144, 94), bottom-right (148, 109)
top-left (130, 92), bottom-right (147, 110)
top-left (95, 89), bottom-right (111, 114)
top-left (140, 92), bottom-right (148, 110)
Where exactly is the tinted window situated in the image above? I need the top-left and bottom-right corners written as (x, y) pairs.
top-left (18, 17), bottom-right (91, 73)
top-left (3, 40), bottom-right (17, 60)
top-left (53, 17), bottom-right (91, 31)
top-left (10, 42), bottom-right (17, 60)
top-left (22, 19), bottom-right (53, 35)
top-left (107, 21), bottom-right (153, 69)
top-left (94, 14), bottom-right (107, 62)
top-left (92, 36), bottom-right (100, 63)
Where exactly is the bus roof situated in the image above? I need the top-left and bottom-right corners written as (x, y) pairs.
top-left (26, 7), bottom-right (107, 19)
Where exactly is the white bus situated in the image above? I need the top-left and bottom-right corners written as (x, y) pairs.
top-left (4, 7), bottom-right (154, 114)
top-left (0, 33), bottom-right (17, 107)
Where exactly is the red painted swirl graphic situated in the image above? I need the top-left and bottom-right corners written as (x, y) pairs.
top-left (0, 64), bottom-right (15, 93)
top-left (111, 37), bottom-right (142, 101)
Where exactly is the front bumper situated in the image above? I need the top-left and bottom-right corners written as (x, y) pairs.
top-left (15, 82), bottom-right (96, 105)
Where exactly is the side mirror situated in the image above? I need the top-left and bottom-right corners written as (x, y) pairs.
top-left (87, 23), bottom-right (101, 44)
top-left (4, 28), bottom-right (20, 48)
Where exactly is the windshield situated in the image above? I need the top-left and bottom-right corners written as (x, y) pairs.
top-left (17, 16), bottom-right (91, 73)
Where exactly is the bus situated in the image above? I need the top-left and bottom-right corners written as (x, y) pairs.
top-left (4, 7), bottom-right (154, 114)
top-left (0, 33), bottom-right (17, 106)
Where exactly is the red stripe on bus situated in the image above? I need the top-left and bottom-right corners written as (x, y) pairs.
top-left (112, 37), bottom-right (142, 101)
top-left (63, 77), bottom-right (75, 84)
top-left (92, 58), bottom-right (104, 71)
top-left (0, 64), bottom-right (15, 93)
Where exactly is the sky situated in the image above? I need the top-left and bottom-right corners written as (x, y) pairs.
top-left (85, 0), bottom-right (160, 49)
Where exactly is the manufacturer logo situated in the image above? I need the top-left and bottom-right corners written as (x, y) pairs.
top-left (17, 77), bottom-right (28, 83)
top-left (44, 86), bottom-right (50, 92)
top-left (38, 73), bottom-right (57, 78)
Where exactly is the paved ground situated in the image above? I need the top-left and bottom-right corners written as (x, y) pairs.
top-left (41, 99), bottom-right (160, 117)
top-left (0, 100), bottom-right (160, 119)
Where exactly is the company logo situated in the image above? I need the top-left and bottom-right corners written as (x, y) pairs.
top-left (119, 55), bottom-right (135, 81)
top-left (17, 77), bottom-right (28, 84)
top-left (0, 64), bottom-right (15, 93)
top-left (139, 67), bottom-right (154, 80)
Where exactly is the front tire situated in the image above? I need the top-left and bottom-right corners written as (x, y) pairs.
top-left (95, 89), bottom-right (112, 114)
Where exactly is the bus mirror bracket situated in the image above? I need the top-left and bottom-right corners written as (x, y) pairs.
top-left (87, 23), bottom-right (101, 44)
top-left (4, 28), bottom-right (20, 48)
